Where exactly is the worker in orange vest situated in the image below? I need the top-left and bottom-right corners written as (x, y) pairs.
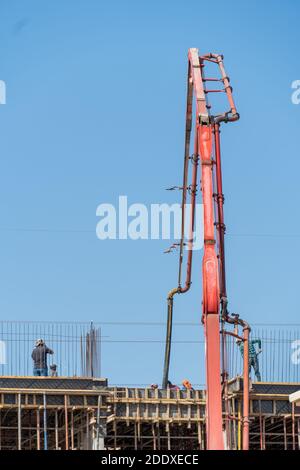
top-left (182, 379), bottom-right (193, 390)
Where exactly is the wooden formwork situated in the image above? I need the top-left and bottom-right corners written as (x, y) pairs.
top-left (226, 379), bottom-right (300, 450)
top-left (1, 377), bottom-right (300, 450)
top-left (105, 387), bottom-right (206, 450)
top-left (0, 377), bottom-right (108, 450)
top-left (105, 382), bottom-right (300, 450)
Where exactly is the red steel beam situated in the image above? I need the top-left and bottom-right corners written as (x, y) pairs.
top-left (243, 326), bottom-right (250, 450)
top-left (163, 48), bottom-right (242, 449)
top-left (188, 48), bottom-right (224, 450)
top-left (188, 48), bottom-right (241, 450)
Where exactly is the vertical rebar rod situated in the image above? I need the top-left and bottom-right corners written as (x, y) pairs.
top-left (259, 400), bottom-right (263, 450)
top-left (64, 395), bottom-right (69, 450)
top-left (43, 393), bottom-right (48, 450)
top-left (284, 416), bottom-right (287, 450)
top-left (232, 397), bottom-right (237, 450)
top-left (272, 330), bottom-right (275, 381)
top-left (71, 410), bottom-right (74, 450)
top-left (37, 409), bottom-right (41, 450)
top-left (86, 410), bottom-right (90, 449)
top-left (55, 409), bottom-right (59, 450)
top-left (95, 394), bottom-right (101, 450)
top-left (113, 420), bottom-right (117, 450)
top-left (17, 393), bottom-right (21, 450)
top-left (292, 402), bottom-right (296, 450)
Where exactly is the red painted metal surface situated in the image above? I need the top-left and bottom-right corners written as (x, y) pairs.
top-left (163, 48), bottom-right (245, 449)
top-left (198, 115), bottom-right (223, 451)
top-left (187, 48), bottom-right (240, 450)
top-left (187, 49), bottom-right (224, 449)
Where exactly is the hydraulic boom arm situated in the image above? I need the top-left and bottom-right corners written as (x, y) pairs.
top-left (162, 48), bottom-right (240, 450)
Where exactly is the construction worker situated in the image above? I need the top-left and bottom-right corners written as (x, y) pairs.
top-left (236, 335), bottom-right (262, 382)
top-left (31, 339), bottom-right (54, 377)
top-left (167, 380), bottom-right (179, 390)
top-left (182, 379), bottom-right (194, 390)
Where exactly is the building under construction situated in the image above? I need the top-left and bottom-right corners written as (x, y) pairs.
top-left (0, 320), bottom-right (300, 450)
top-left (0, 376), bottom-right (300, 450)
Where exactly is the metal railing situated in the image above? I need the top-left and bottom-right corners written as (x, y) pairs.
top-left (0, 321), bottom-right (101, 377)
top-left (225, 326), bottom-right (300, 383)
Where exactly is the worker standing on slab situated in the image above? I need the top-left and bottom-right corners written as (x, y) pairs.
top-left (167, 380), bottom-right (179, 390)
top-left (182, 379), bottom-right (194, 390)
top-left (31, 339), bottom-right (54, 377)
top-left (236, 333), bottom-right (262, 381)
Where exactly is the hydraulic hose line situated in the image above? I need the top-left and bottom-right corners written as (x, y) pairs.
top-left (162, 74), bottom-right (199, 389)
top-left (162, 289), bottom-right (177, 389)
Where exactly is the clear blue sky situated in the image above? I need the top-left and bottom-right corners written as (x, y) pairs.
top-left (0, 0), bottom-right (299, 386)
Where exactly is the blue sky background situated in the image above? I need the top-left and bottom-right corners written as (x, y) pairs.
top-left (0, 0), bottom-right (299, 386)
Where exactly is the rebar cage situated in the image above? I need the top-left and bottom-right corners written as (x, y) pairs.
top-left (0, 321), bottom-right (101, 377)
top-left (224, 326), bottom-right (300, 383)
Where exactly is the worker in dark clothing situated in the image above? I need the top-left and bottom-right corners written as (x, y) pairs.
top-left (167, 380), bottom-right (179, 390)
top-left (31, 339), bottom-right (54, 376)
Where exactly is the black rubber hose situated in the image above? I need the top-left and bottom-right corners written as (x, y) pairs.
top-left (162, 296), bottom-right (174, 388)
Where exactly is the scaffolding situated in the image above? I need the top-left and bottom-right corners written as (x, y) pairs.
top-left (0, 377), bottom-right (107, 450)
top-left (0, 377), bottom-right (300, 450)
top-left (105, 387), bottom-right (206, 450)
top-left (105, 382), bottom-right (300, 450)
top-left (1, 321), bottom-right (300, 449)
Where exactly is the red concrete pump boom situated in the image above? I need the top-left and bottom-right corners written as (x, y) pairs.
top-left (162, 48), bottom-right (245, 450)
